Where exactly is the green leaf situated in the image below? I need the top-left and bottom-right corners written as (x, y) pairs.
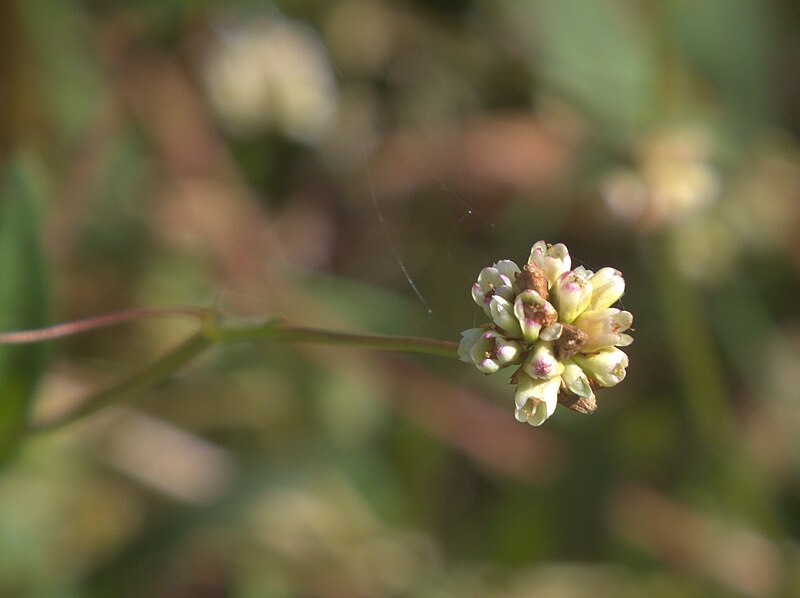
top-left (515, 0), bottom-right (655, 136)
top-left (669, 0), bottom-right (776, 135)
top-left (0, 157), bottom-right (50, 461)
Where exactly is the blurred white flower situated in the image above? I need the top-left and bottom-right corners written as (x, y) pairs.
top-left (602, 127), bottom-right (720, 230)
top-left (204, 17), bottom-right (338, 143)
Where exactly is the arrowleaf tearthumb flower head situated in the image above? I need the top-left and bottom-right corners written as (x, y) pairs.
top-left (459, 241), bottom-right (633, 426)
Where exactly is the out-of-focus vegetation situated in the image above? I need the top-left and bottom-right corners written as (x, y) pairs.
top-left (1, 0), bottom-right (800, 595)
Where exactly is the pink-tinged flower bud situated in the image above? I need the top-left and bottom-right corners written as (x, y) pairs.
top-left (489, 296), bottom-right (523, 338)
top-left (588, 267), bottom-right (625, 310)
top-left (527, 241), bottom-right (571, 286)
top-left (561, 360), bottom-right (593, 398)
top-left (573, 347), bottom-right (629, 387)
top-left (572, 308), bottom-right (634, 352)
top-left (522, 341), bottom-right (564, 379)
top-left (513, 290), bottom-right (557, 341)
top-left (471, 260), bottom-right (520, 316)
top-left (552, 269), bottom-right (593, 323)
top-left (514, 374), bottom-right (561, 426)
top-left (457, 327), bottom-right (523, 374)
top-left (457, 328), bottom-right (484, 363)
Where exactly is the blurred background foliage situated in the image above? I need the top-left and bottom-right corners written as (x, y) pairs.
top-left (1, 0), bottom-right (800, 596)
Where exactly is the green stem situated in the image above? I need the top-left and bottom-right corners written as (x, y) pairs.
top-left (31, 332), bottom-right (212, 432)
top-left (652, 234), bottom-right (736, 457)
top-left (28, 317), bottom-right (459, 432)
top-left (214, 321), bottom-right (459, 359)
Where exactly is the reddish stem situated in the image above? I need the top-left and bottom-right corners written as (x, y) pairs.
top-left (0, 307), bottom-right (210, 344)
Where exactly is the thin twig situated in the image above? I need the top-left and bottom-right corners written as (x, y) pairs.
top-left (217, 322), bottom-right (460, 359)
top-left (0, 307), bottom-right (211, 344)
top-left (30, 332), bottom-right (212, 432)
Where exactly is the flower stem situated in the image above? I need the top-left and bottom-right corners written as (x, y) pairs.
top-left (213, 321), bottom-right (459, 358)
top-left (0, 307), bottom-right (211, 344)
top-left (23, 312), bottom-right (459, 432)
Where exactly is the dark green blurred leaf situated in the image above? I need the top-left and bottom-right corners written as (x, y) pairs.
top-left (0, 157), bottom-right (49, 461)
top-left (669, 0), bottom-right (775, 134)
top-left (17, 0), bottom-right (104, 143)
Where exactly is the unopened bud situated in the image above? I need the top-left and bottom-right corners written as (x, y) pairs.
top-left (588, 268), bottom-right (625, 310)
top-left (522, 341), bottom-right (564, 379)
top-left (471, 261), bottom-right (520, 316)
top-left (513, 290), bottom-right (557, 342)
top-left (489, 296), bottom-right (523, 338)
top-left (528, 241), bottom-right (571, 286)
top-left (572, 309), bottom-right (633, 352)
top-left (552, 269), bottom-right (593, 323)
top-left (514, 374), bottom-right (560, 426)
top-left (573, 347), bottom-right (630, 387)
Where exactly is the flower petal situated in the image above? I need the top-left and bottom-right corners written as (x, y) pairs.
top-left (471, 261), bottom-right (520, 315)
top-left (573, 347), bottom-right (629, 387)
top-left (588, 267), bottom-right (625, 310)
top-left (528, 241), bottom-right (571, 286)
top-left (463, 328), bottom-right (523, 373)
top-left (457, 327), bottom-right (484, 363)
top-left (539, 322), bottom-right (563, 341)
top-left (562, 360), bottom-right (593, 398)
top-left (514, 374), bottom-right (561, 426)
top-left (489, 296), bottom-right (523, 338)
top-left (573, 308), bottom-right (634, 352)
top-left (552, 269), bottom-right (593, 323)
top-left (493, 259), bottom-right (521, 283)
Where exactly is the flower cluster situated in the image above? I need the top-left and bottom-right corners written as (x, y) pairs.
top-left (458, 241), bottom-right (633, 426)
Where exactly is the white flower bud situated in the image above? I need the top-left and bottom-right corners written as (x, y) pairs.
top-left (513, 290), bottom-right (557, 341)
top-left (522, 341), bottom-right (564, 379)
top-left (489, 296), bottom-right (523, 338)
top-left (527, 241), bottom-right (571, 286)
top-left (552, 269), bottom-right (593, 323)
top-left (458, 328), bottom-right (523, 373)
top-left (471, 260), bottom-right (520, 316)
top-left (588, 268), bottom-right (625, 310)
top-left (573, 347), bottom-right (629, 387)
top-left (561, 360), bottom-right (593, 398)
top-left (457, 328), bottom-right (484, 363)
top-left (514, 374), bottom-right (561, 426)
top-left (572, 308), bottom-right (633, 352)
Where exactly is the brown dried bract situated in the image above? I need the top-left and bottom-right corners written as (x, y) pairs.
top-left (521, 300), bottom-right (558, 329)
top-left (516, 263), bottom-right (549, 301)
top-left (557, 389), bottom-right (597, 414)
top-left (553, 324), bottom-right (588, 361)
